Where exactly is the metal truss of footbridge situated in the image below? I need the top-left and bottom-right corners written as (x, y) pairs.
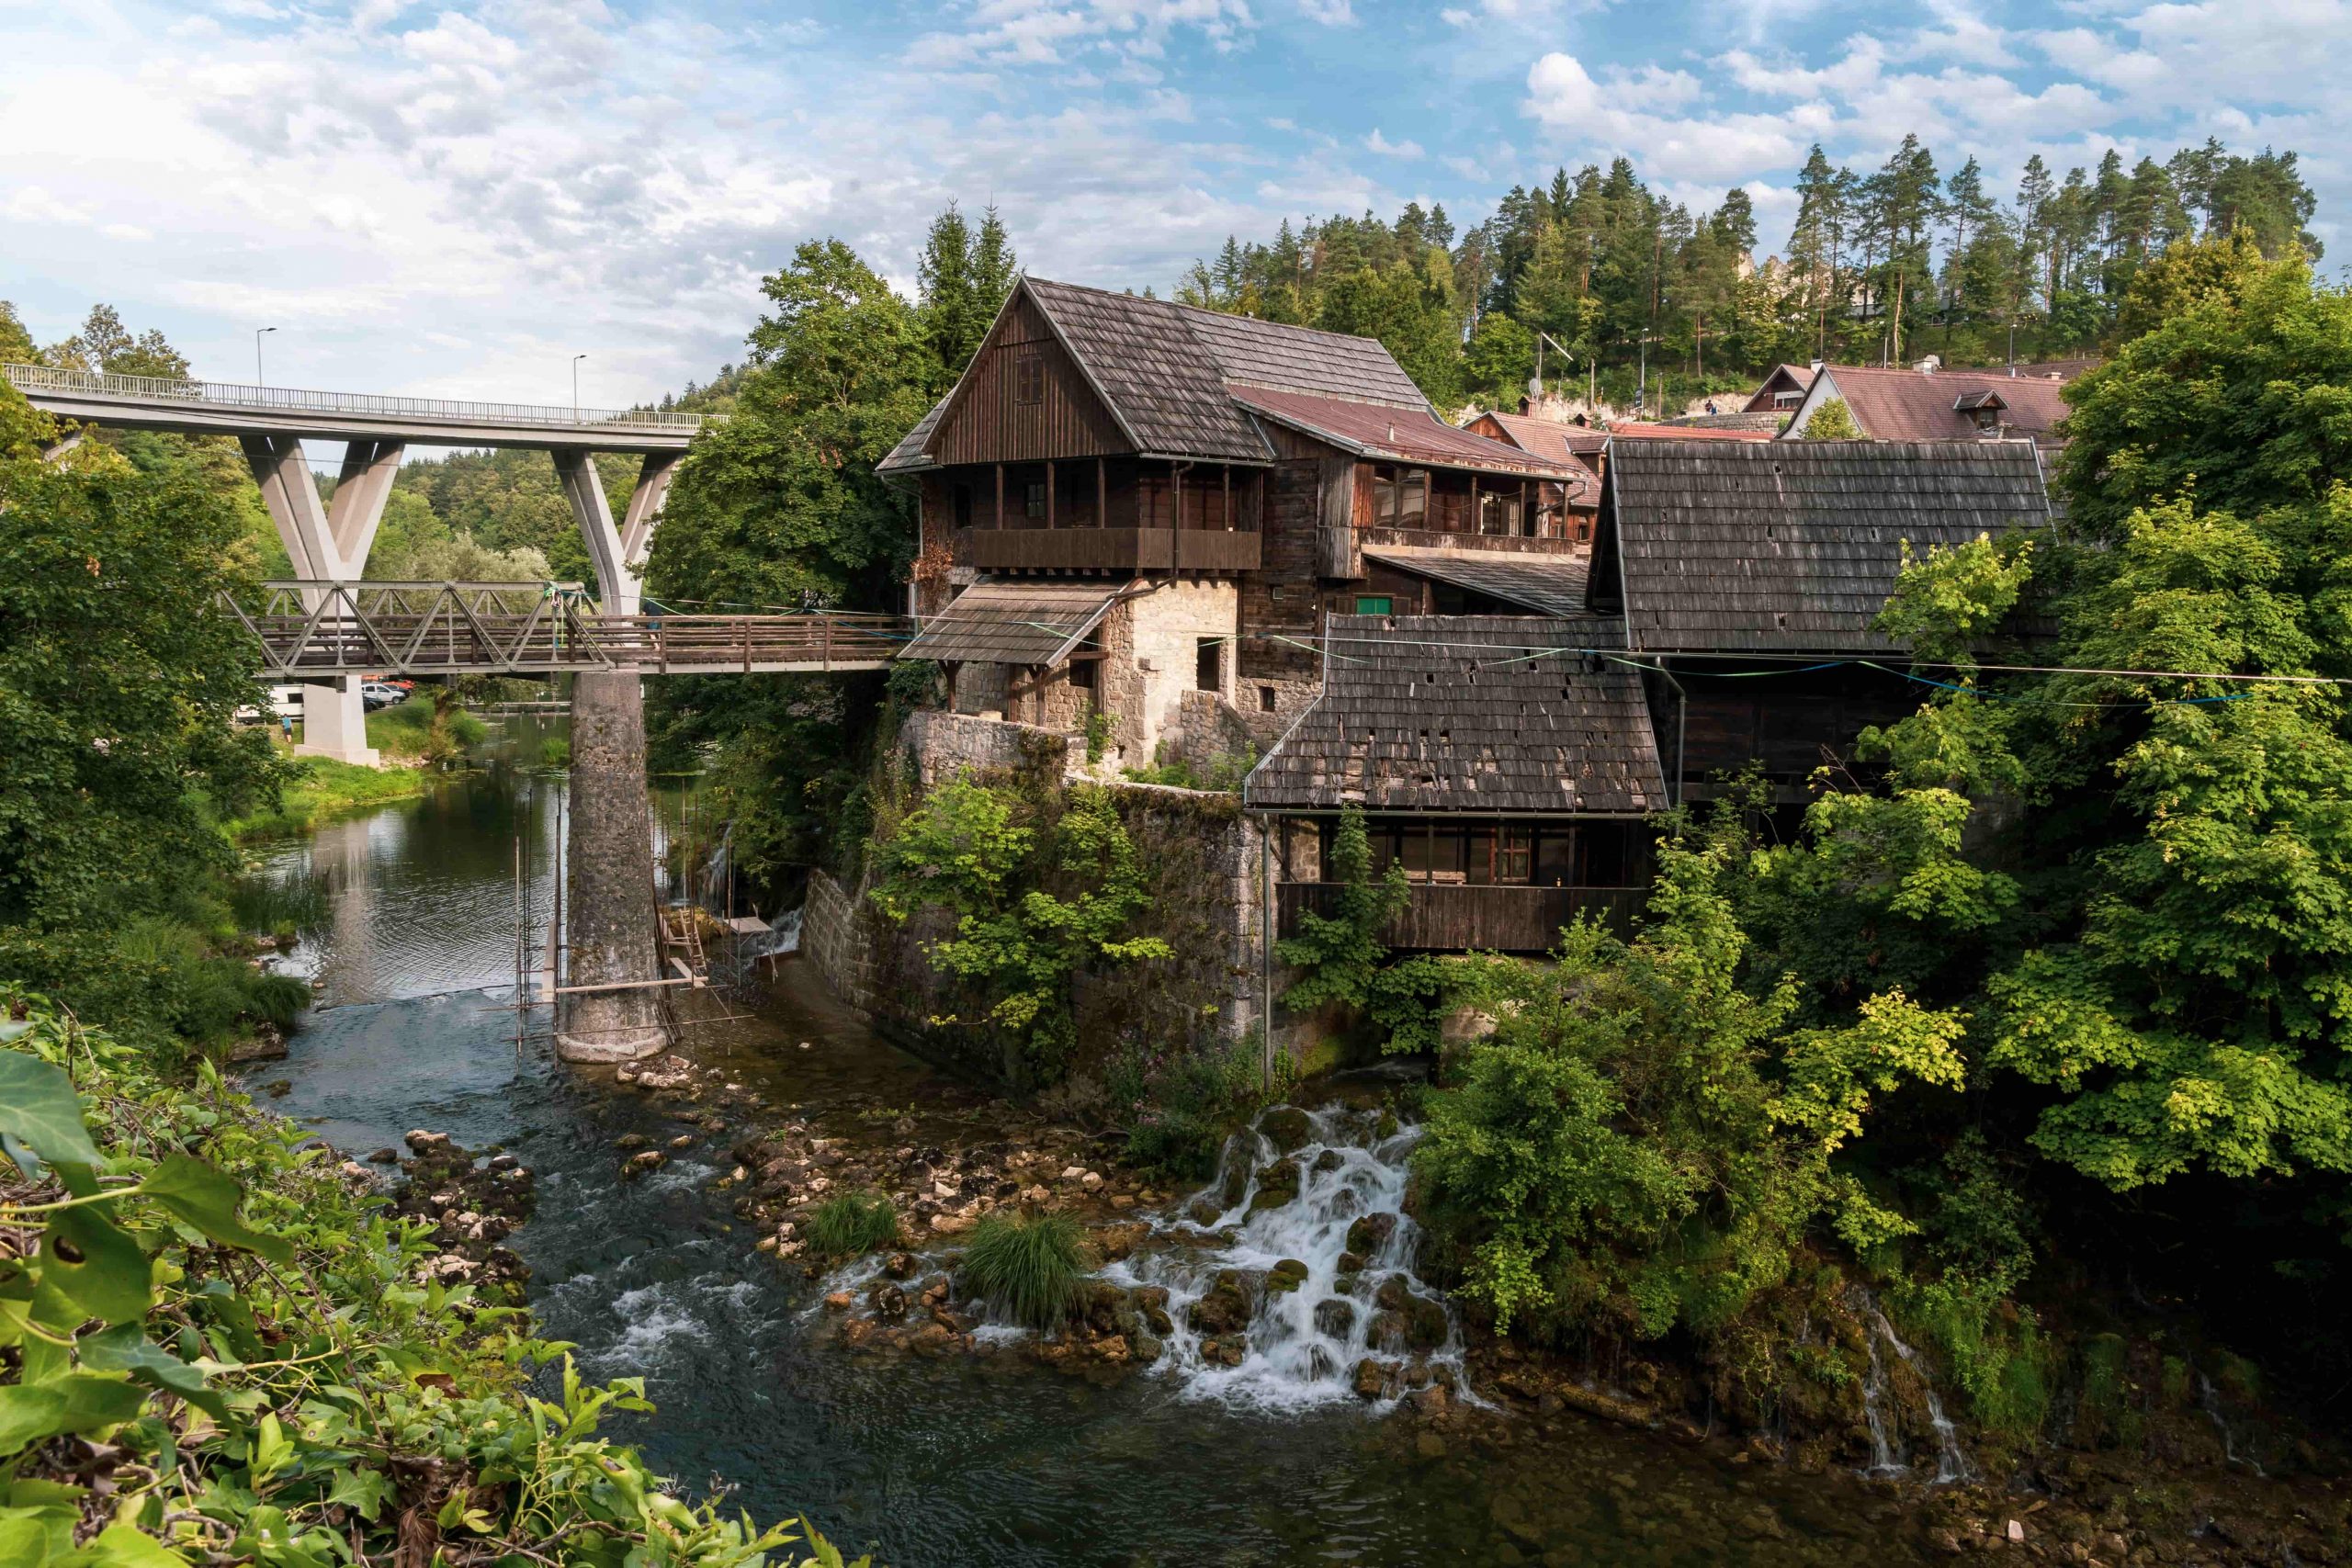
top-left (8, 363), bottom-right (716, 761)
top-left (227, 581), bottom-right (910, 678)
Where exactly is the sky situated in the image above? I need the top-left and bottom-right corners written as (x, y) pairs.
top-left (4, 0), bottom-right (2344, 411)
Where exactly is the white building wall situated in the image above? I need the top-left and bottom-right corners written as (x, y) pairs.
top-left (1124, 580), bottom-right (1238, 760)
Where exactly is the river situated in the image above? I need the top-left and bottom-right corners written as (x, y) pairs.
top-left (237, 719), bottom-right (1941, 1567)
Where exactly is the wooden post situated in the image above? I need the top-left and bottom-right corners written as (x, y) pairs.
top-left (1468, 471), bottom-right (1479, 536)
top-left (1222, 464), bottom-right (1231, 530)
top-left (1046, 460), bottom-right (1057, 529)
top-left (1096, 457), bottom-right (1107, 530)
top-left (995, 463), bottom-right (1005, 528)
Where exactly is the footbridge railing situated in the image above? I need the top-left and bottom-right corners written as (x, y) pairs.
top-left (224, 581), bottom-right (910, 677)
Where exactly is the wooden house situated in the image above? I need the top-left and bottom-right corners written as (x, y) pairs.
top-left (1744, 362), bottom-right (1819, 413)
top-left (878, 277), bottom-right (1588, 764)
top-left (1245, 615), bottom-right (1665, 953)
top-left (1458, 409), bottom-right (1603, 541)
top-left (1240, 437), bottom-right (2054, 955)
top-left (1589, 437), bottom-right (2056, 802)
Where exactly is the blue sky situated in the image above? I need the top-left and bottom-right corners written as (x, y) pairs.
top-left (4, 0), bottom-right (2342, 408)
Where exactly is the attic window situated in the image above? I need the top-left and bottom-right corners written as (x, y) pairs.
top-left (1014, 350), bottom-right (1045, 406)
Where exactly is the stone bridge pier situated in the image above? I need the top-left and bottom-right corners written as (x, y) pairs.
top-left (554, 451), bottom-right (677, 1063)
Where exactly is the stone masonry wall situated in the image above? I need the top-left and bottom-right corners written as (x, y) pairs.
top-left (796, 708), bottom-right (1318, 1083)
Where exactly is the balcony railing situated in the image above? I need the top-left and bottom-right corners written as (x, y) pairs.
top-left (1277, 881), bottom-right (1646, 953)
top-left (1356, 525), bottom-right (1583, 558)
top-left (958, 526), bottom-right (1261, 574)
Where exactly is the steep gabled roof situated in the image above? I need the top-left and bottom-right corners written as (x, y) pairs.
top-left (1743, 363), bottom-right (1818, 412)
top-left (1795, 365), bottom-right (2071, 447)
top-left (1235, 388), bottom-right (1586, 479)
top-left (1022, 277), bottom-right (1270, 463)
top-left (1245, 615), bottom-right (1664, 815)
top-left (882, 276), bottom-right (1448, 476)
top-left (1594, 438), bottom-right (2053, 653)
top-left (1173, 303), bottom-right (1430, 407)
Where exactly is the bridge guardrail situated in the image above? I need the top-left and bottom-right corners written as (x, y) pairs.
top-left (5, 363), bottom-right (705, 435)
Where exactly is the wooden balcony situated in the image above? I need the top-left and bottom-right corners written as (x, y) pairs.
top-left (1276, 882), bottom-right (1646, 953)
top-left (957, 526), bottom-right (1261, 575)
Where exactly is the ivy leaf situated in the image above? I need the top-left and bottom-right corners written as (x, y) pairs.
top-left (52, 1522), bottom-right (191, 1568)
top-left (48, 1375), bottom-right (146, 1436)
top-left (0, 1386), bottom-right (70, 1456)
top-left (46, 1205), bottom-right (153, 1325)
top-left (324, 1467), bottom-right (394, 1522)
top-left (141, 1156), bottom-right (292, 1265)
top-left (79, 1325), bottom-right (225, 1420)
top-left (0, 1055), bottom-right (100, 1174)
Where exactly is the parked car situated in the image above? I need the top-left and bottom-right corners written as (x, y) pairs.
top-left (360, 681), bottom-right (408, 711)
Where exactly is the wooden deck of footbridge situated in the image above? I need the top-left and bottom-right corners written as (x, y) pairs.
top-left (225, 581), bottom-right (910, 677)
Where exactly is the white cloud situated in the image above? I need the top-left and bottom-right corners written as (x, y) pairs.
top-left (1297, 0), bottom-right (1354, 20)
top-left (1523, 52), bottom-right (1806, 183)
top-left (1365, 128), bottom-right (1424, 157)
top-left (2, 186), bottom-right (95, 224)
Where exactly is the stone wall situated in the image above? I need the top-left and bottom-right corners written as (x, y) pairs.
top-left (1169, 683), bottom-right (1319, 769)
top-left (1101, 579), bottom-right (1238, 765)
top-left (796, 707), bottom-right (1320, 1083)
top-left (899, 708), bottom-right (1072, 788)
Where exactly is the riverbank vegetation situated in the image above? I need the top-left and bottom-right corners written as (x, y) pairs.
top-left (216, 754), bottom-right (427, 840)
top-left (0, 996), bottom-right (857, 1567)
top-left (1300, 234), bottom-right (2352, 1468)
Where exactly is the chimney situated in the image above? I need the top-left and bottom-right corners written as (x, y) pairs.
top-left (1808, 358), bottom-right (1824, 372)
top-left (1518, 394), bottom-right (1533, 415)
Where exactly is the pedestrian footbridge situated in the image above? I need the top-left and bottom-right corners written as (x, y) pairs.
top-left (225, 581), bottom-right (909, 677)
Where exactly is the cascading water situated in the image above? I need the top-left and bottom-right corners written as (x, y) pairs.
top-left (1102, 1104), bottom-right (1473, 1411)
top-left (1852, 1290), bottom-right (1972, 1484)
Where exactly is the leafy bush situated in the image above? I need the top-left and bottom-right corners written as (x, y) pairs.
top-left (368, 693), bottom-right (489, 762)
top-left (538, 735), bottom-right (572, 768)
top-left (1110, 1033), bottom-right (1293, 1179)
top-left (805, 1190), bottom-right (899, 1257)
top-left (959, 1212), bottom-right (1091, 1329)
top-left (1276, 805), bottom-right (1471, 1055)
top-left (0, 994), bottom-right (857, 1566)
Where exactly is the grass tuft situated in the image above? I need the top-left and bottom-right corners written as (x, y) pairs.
top-left (959, 1211), bottom-right (1091, 1329)
top-left (804, 1191), bottom-right (899, 1258)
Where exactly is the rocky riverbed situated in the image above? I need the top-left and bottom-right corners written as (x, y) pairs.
top-left (601, 1043), bottom-right (2352, 1565)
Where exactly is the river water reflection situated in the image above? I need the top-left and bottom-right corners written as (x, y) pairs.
top-left (240, 724), bottom-right (1935, 1567)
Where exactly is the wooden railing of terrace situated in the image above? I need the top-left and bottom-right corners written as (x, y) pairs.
top-left (958, 526), bottom-right (1261, 574)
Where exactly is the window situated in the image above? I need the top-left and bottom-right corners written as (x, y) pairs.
top-left (953, 483), bottom-right (973, 529)
top-left (1013, 350), bottom-right (1045, 405)
top-left (1258, 685), bottom-right (1277, 713)
top-left (1354, 595), bottom-right (1393, 615)
top-left (1973, 409), bottom-right (2000, 434)
top-left (1495, 828), bottom-right (1533, 884)
top-left (1024, 480), bottom-right (1046, 520)
top-left (1372, 465), bottom-right (1427, 527)
top-left (1774, 390), bottom-right (1803, 408)
top-left (1195, 637), bottom-right (1222, 693)
top-left (1069, 656), bottom-right (1096, 691)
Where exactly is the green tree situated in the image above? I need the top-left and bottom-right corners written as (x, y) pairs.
top-left (1795, 398), bottom-right (1862, 439)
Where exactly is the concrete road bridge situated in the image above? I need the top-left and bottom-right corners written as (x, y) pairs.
top-left (7, 362), bottom-right (696, 763)
top-left (11, 360), bottom-right (885, 1066)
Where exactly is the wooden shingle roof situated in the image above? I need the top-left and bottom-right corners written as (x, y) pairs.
top-left (898, 580), bottom-right (1129, 666)
top-left (1174, 303), bottom-right (1430, 408)
top-left (1363, 547), bottom-right (1595, 618)
top-left (1023, 278), bottom-right (1271, 463)
top-left (1245, 615), bottom-right (1665, 815)
top-left (1594, 438), bottom-right (2053, 653)
top-left (1235, 388), bottom-right (1586, 479)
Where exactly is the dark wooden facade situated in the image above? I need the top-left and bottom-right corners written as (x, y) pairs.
top-left (925, 292), bottom-right (1126, 467)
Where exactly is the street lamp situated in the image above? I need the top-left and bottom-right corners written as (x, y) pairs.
top-left (571, 354), bottom-right (587, 417)
top-left (255, 326), bottom-right (277, 386)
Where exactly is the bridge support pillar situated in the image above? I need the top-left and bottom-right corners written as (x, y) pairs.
top-left (297, 677), bottom-right (378, 767)
top-left (244, 434), bottom-right (406, 766)
top-left (557, 670), bottom-right (669, 1063)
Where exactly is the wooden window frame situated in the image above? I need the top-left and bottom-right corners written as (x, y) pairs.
top-left (1013, 350), bottom-right (1045, 406)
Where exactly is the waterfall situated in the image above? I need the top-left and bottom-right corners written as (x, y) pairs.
top-left (1851, 1290), bottom-right (1972, 1483)
top-left (1102, 1104), bottom-right (1473, 1412)
top-left (2198, 1372), bottom-right (2265, 1475)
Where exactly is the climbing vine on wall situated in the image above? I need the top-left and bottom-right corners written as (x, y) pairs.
top-left (866, 776), bottom-right (1171, 1078)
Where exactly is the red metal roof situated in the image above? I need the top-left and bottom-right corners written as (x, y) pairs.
top-left (1460, 412), bottom-right (1603, 504)
top-left (1817, 365), bottom-right (2070, 446)
top-left (1231, 387), bottom-right (1586, 479)
top-left (1606, 422), bottom-right (1775, 442)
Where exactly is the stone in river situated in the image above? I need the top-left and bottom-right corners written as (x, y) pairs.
top-left (1258, 1107), bottom-right (1316, 1154)
top-left (1265, 1258), bottom-right (1309, 1294)
top-left (1313, 1299), bottom-right (1357, 1337)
